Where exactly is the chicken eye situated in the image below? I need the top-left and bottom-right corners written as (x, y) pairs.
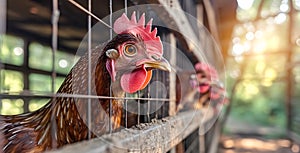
top-left (124, 44), bottom-right (137, 57)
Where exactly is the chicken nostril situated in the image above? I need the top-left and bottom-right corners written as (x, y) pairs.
top-left (151, 55), bottom-right (161, 61)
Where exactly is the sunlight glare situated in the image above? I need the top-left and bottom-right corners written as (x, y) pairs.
top-left (295, 0), bottom-right (300, 8)
top-left (296, 38), bottom-right (300, 46)
top-left (232, 37), bottom-right (240, 44)
top-left (232, 43), bottom-right (245, 56)
top-left (244, 83), bottom-right (259, 98)
top-left (234, 56), bottom-right (244, 63)
top-left (253, 41), bottom-right (266, 53)
top-left (246, 32), bottom-right (254, 40)
top-left (261, 79), bottom-right (273, 87)
top-left (265, 68), bottom-right (277, 80)
top-left (58, 59), bottom-right (68, 68)
top-left (274, 13), bottom-right (287, 24)
top-left (224, 139), bottom-right (235, 148)
top-left (279, 3), bottom-right (289, 12)
top-left (237, 0), bottom-right (254, 10)
top-left (13, 47), bottom-right (23, 56)
top-left (255, 30), bottom-right (263, 39)
top-left (255, 61), bottom-right (265, 74)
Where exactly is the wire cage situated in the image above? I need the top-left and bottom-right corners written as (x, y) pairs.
top-left (0, 0), bottom-right (227, 152)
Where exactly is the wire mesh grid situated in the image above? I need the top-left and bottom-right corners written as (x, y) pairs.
top-left (0, 0), bottom-right (175, 138)
top-left (0, 0), bottom-right (223, 152)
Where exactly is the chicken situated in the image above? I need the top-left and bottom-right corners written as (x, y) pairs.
top-left (177, 62), bottom-right (227, 112)
top-left (0, 12), bottom-right (171, 153)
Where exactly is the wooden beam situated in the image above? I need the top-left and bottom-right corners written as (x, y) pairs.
top-left (48, 110), bottom-right (204, 153)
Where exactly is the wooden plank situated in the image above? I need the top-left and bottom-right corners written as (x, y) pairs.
top-left (47, 110), bottom-right (204, 153)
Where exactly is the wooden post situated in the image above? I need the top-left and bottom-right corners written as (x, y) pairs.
top-left (169, 33), bottom-right (177, 116)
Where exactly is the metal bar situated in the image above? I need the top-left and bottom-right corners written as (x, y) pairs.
top-left (0, 0), bottom-right (6, 35)
top-left (124, 0), bottom-right (128, 15)
top-left (51, 0), bottom-right (59, 94)
top-left (124, 0), bottom-right (128, 128)
top-left (137, 91), bottom-right (140, 124)
top-left (125, 93), bottom-right (128, 128)
top-left (51, 0), bottom-right (60, 148)
top-left (109, 0), bottom-right (113, 134)
top-left (147, 85), bottom-right (150, 122)
top-left (87, 0), bottom-right (92, 140)
top-left (48, 110), bottom-right (204, 153)
top-left (0, 0), bottom-right (6, 114)
top-left (23, 41), bottom-right (30, 113)
top-left (68, 0), bottom-right (112, 29)
top-left (0, 93), bottom-right (171, 101)
top-left (1, 63), bottom-right (67, 77)
top-left (155, 70), bottom-right (159, 119)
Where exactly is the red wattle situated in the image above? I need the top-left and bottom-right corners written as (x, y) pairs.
top-left (120, 66), bottom-right (147, 93)
top-left (199, 84), bottom-right (210, 93)
top-left (139, 70), bottom-right (152, 90)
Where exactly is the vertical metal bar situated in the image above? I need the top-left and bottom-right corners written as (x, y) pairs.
top-left (125, 93), bottom-right (128, 128)
top-left (51, 0), bottom-right (59, 148)
top-left (51, 0), bottom-right (59, 95)
top-left (137, 91), bottom-right (140, 124)
top-left (137, 9), bottom-right (141, 123)
top-left (147, 85), bottom-right (150, 122)
top-left (0, 0), bottom-right (6, 35)
top-left (124, 0), bottom-right (127, 15)
top-left (0, 0), bottom-right (6, 113)
top-left (87, 0), bottom-right (92, 140)
top-left (124, 0), bottom-right (128, 128)
top-left (162, 69), bottom-right (165, 117)
top-left (169, 34), bottom-right (176, 116)
top-left (109, 0), bottom-right (113, 40)
top-left (109, 0), bottom-right (113, 134)
top-left (23, 41), bottom-right (30, 113)
top-left (155, 70), bottom-right (158, 119)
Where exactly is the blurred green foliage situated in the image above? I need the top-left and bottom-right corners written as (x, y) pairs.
top-left (0, 35), bottom-right (24, 66)
top-left (0, 35), bottom-right (79, 115)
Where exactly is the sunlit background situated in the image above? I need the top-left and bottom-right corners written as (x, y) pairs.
top-left (222, 0), bottom-right (300, 152)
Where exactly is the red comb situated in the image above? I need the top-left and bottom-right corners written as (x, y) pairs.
top-left (113, 12), bottom-right (163, 56)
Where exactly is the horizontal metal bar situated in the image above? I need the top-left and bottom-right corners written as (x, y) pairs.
top-left (1, 63), bottom-right (67, 77)
top-left (47, 110), bottom-right (204, 153)
top-left (0, 92), bottom-right (174, 101)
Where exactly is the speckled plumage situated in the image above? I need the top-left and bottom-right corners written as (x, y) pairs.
top-left (0, 12), bottom-right (170, 153)
top-left (0, 34), bottom-right (141, 153)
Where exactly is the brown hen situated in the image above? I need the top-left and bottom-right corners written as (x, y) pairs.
top-left (0, 12), bottom-right (171, 153)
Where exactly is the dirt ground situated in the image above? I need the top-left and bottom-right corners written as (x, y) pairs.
top-left (218, 118), bottom-right (300, 153)
top-left (219, 135), bottom-right (299, 153)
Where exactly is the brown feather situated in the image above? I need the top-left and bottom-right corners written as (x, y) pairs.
top-left (0, 38), bottom-right (126, 152)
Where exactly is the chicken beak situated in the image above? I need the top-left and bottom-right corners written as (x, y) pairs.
top-left (144, 57), bottom-right (172, 72)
